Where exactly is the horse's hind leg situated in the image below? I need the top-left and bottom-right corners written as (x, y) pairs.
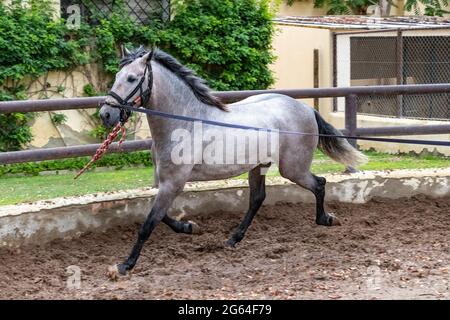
top-left (283, 171), bottom-right (340, 226)
top-left (311, 174), bottom-right (341, 226)
top-left (226, 165), bottom-right (267, 247)
top-left (163, 215), bottom-right (201, 234)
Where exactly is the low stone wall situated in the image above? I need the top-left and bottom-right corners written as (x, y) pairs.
top-left (0, 168), bottom-right (449, 247)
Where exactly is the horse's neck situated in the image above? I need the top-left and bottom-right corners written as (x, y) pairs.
top-left (146, 63), bottom-right (210, 147)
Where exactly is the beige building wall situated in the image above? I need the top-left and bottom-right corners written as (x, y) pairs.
top-left (26, 65), bottom-right (105, 148)
top-left (389, 0), bottom-right (405, 15)
top-left (23, 65), bottom-right (151, 149)
top-left (270, 23), bottom-right (334, 118)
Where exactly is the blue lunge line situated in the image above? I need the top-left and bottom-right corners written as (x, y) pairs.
top-left (113, 104), bottom-right (450, 147)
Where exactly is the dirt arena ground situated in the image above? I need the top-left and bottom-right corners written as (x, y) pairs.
top-left (0, 195), bottom-right (449, 300)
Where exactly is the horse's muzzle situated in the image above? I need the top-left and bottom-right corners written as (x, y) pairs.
top-left (99, 103), bottom-right (121, 128)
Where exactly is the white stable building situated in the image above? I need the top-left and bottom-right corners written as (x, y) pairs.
top-left (271, 16), bottom-right (450, 155)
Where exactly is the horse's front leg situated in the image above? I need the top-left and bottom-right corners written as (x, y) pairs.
top-left (151, 143), bottom-right (159, 188)
top-left (109, 181), bottom-right (184, 277)
top-left (226, 165), bottom-right (267, 247)
top-left (163, 214), bottom-right (201, 234)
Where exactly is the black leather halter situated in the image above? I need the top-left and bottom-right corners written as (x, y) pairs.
top-left (105, 58), bottom-right (153, 124)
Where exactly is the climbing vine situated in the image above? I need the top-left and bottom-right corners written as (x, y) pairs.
top-left (90, 0), bottom-right (276, 89)
top-left (0, 0), bottom-right (90, 151)
top-left (0, 0), bottom-right (276, 151)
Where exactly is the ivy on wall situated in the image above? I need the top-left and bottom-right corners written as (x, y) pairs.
top-left (160, 0), bottom-right (275, 90)
top-left (0, 0), bottom-right (91, 151)
top-left (92, 0), bottom-right (276, 90)
top-left (0, 0), bottom-right (276, 151)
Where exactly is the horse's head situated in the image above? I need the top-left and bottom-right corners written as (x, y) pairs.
top-left (99, 47), bottom-right (154, 128)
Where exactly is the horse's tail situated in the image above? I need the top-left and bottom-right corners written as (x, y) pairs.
top-left (314, 110), bottom-right (368, 168)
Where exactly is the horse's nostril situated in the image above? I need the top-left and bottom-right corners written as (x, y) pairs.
top-left (105, 112), bottom-right (110, 119)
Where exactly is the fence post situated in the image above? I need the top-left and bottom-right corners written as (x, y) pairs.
top-left (313, 49), bottom-right (319, 111)
top-left (345, 94), bottom-right (358, 147)
top-left (396, 29), bottom-right (404, 117)
top-left (344, 94), bottom-right (358, 173)
top-left (332, 32), bottom-right (337, 112)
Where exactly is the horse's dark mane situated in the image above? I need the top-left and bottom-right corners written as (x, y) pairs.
top-left (120, 47), bottom-right (227, 111)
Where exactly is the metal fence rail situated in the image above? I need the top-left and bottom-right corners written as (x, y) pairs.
top-left (2, 84), bottom-right (450, 113)
top-left (0, 140), bottom-right (153, 165)
top-left (1, 83), bottom-right (450, 165)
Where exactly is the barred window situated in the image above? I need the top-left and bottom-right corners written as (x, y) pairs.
top-left (61, 0), bottom-right (170, 25)
top-left (336, 30), bottom-right (450, 120)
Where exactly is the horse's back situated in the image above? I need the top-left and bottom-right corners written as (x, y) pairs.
top-left (227, 92), bottom-right (319, 160)
top-left (226, 93), bottom-right (317, 132)
top-left (228, 93), bottom-right (298, 107)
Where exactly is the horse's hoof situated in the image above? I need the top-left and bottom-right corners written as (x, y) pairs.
top-left (107, 264), bottom-right (128, 280)
top-left (117, 263), bottom-right (129, 275)
top-left (331, 217), bottom-right (341, 226)
top-left (316, 213), bottom-right (341, 227)
top-left (107, 265), bottom-right (120, 281)
top-left (225, 239), bottom-right (237, 249)
top-left (328, 213), bottom-right (342, 226)
top-left (188, 220), bottom-right (201, 234)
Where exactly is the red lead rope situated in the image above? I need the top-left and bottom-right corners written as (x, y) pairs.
top-left (74, 122), bottom-right (127, 180)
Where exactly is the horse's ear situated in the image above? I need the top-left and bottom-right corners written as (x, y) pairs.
top-left (120, 44), bottom-right (131, 58)
top-left (141, 49), bottom-right (154, 65)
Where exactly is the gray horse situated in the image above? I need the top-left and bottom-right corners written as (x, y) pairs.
top-left (99, 47), bottom-right (367, 277)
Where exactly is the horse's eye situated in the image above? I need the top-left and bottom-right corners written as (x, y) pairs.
top-left (127, 76), bottom-right (137, 83)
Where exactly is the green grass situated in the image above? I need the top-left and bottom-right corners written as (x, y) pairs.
top-left (0, 167), bottom-right (154, 206)
top-left (0, 150), bottom-right (448, 206)
top-left (312, 150), bottom-right (450, 174)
